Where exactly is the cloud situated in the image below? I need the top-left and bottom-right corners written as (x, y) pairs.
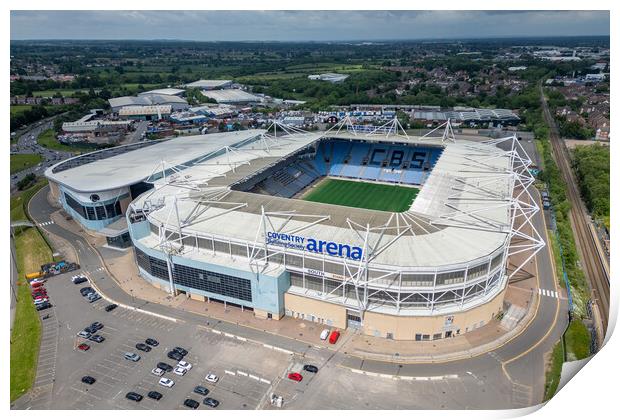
top-left (10, 10), bottom-right (610, 41)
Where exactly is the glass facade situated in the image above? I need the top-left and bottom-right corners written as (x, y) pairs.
top-left (106, 232), bottom-right (132, 248)
top-left (135, 248), bottom-right (253, 303)
top-left (64, 192), bottom-right (123, 221)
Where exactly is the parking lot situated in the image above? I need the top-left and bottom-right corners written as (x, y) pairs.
top-left (36, 271), bottom-right (297, 410)
top-left (20, 267), bottom-right (518, 410)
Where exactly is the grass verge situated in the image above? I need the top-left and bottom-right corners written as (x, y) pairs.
top-left (543, 340), bottom-right (564, 401)
top-left (303, 178), bottom-right (419, 212)
top-left (10, 227), bottom-right (53, 402)
top-left (11, 178), bottom-right (48, 224)
top-left (10, 153), bottom-right (43, 174)
top-left (564, 318), bottom-right (590, 361)
top-left (548, 230), bottom-right (565, 288)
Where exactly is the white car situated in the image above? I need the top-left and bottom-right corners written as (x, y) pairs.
top-left (159, 377), bottom-right (175, 388)
top-left (173, 366), bottom-right (187, 376)
top-left (205, 373), bottom-right (219, 383)
top-left (177, 361), bottom-right (192, 371)
top-left (320, 329), bottom-right (330, 340)
top-left (151, 367), bottom-right (164, 377)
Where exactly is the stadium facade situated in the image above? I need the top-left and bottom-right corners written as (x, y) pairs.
top-left (45, 119), bottom-right (543, 340)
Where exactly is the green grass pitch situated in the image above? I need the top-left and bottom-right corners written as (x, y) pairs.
top-left (302, 178), bottom-right (419, 212)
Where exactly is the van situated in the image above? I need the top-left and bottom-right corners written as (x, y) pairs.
top-left (328, 330), bottom-right (340, 344)
top-left (320, 329), bottom-right (330, 340)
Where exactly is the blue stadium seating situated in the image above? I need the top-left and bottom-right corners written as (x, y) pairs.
top-left (249, 139), bottom-right (443, 199)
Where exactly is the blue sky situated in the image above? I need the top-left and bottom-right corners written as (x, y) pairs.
top-left (10, 10), bottom-right (610, 41)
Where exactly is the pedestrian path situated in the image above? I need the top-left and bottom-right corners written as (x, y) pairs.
top-left (37, 220), bottom-right (55, 227)
top-left (537, 288), bottom-right (559, 298)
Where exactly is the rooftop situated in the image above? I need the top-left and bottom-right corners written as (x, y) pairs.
top-left (200, 89), bottom-right (263, 103)
top-left (45, 129), bottom-right (266, 192)
top-left (183, 79), bottom-right (232, 89)
top-left (130, 130), bottom-right (515, 269)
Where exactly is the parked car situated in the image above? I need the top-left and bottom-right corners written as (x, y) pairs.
top-left (87, 293), bottom-right (101, 303)
top-left (203, 397), bottom-right (219, 408)
top-left (328, 330), bottom-right (340, 344)
top-left (124, 352), bottom-right (140, 362)
top-left (77, 343), bottom-right (90, 351)
top-left (81, 376), bottom-right (96, 385)
top-left (205, 373), bottom-right (219, 383)
top-left (89, 334), bottom-right (105, 343)
top-left (183, 399), bottom-right (199, 409)
top-left (193, 386), bottom-right (209, 396)
top-left (84, 326), bottom-right (96, 334)
top-left (303, 365), bottom-right (319, 373)
top-left (33, 297), bottom-right (48, 305)
top-left (157, 362), bottom-right (173, 372)
top-left (72, 275), bottom-right (88, 284)
top-left (136, 343), bottom-right (151, 352)
top-left (320, 329), bottom-right (330, 340)
top-left (35, 302), bottom-right (52, 311)
top-left (151, 367), bottom-right (165, 377)
top-left (173, 346), bottom-right (188, 356)
top-left (167, 351), bottom-right (183, 361)
top-left (145, 338), bottom-right (159, 347)
top-left (173, 366), bottom-right (187, 376)
top-left (80, 287), bottom-right (95, 296)
top-left (158, 377), bottom-right (175, 388)
top-left (288, 372), bottom-right (303, 382)
top-left (104, 304), bottom-right (118, 312)
top-left (147, 391), bottom-right (163, 401)
top-left (90, 321), bottom-right (104, 330)
top-left (77, 330), bottom-right (91, 339)
top-left (177, 361), bottom-right (192, 371)
top-left (125, 392), bottom-right (143, 402)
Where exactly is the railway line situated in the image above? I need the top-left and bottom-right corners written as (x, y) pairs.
top-left (540, 86), bottom-right (610, 337)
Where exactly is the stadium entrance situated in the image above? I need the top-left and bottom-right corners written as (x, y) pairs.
top-left (346, 310), bottom-right (362, 329)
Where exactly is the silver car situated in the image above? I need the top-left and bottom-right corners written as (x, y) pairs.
top-left (124, 352), bottom-right (140, 362)
top-left (77, 330), bottom-right (91, 339)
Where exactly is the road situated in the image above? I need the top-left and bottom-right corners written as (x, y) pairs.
top-left (10, 119), bottom-right (73, 191)
top-left (540, 86), bottom-right (610, 336)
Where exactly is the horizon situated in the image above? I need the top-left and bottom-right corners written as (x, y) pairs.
top-left (10, 10), bottom-right (610, 42)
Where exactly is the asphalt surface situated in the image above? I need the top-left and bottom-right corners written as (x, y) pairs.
top-left (10, 118), bottom-right (73, 190)
top-left (17, 158), bottom-right (567, 408)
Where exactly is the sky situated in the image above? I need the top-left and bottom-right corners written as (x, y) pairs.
top-left (10, 10), bottom-right (610, 41)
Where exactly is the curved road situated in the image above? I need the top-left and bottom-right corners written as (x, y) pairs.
top-left (28, 183), bottom-right (567, 407)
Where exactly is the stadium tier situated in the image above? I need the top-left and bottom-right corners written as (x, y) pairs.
top-left (241, 139), bottom-right (442, 199)
top-left (45, 123), bottom-right (541, 341)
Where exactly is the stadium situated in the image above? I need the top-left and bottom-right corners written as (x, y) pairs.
top-left (44, 118), bottom-right (543, 341)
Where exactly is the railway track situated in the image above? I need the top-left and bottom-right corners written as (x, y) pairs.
top-left (540, 86), bottom-right (610, 336)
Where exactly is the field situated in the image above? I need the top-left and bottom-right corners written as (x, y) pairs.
top-left (302, 178), bottom-right (419, 212)
top-left (10, 153), bottom-right (43, 174)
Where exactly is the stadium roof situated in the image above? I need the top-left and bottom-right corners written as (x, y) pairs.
top-left (129, 130), bottom-right (515, 269)
top-left (45, 129), bottom-right (267, 192)
top-left (200, 89), bottom-right (262, 103)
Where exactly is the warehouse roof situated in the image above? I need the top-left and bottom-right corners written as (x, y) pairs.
top-left (200, 89), bottom-right (262, 103)
top-left (138, 88), bottom-right (185, 97)
top-left (183, 79), bottom-right (232, 89)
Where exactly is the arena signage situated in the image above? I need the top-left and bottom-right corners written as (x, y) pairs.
top-left (266, 231), bottom-right (363, 261)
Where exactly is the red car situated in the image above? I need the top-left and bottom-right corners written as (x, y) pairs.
top-left (287, 372), bottom-right (303, 382)
top-left (77, 343), bottom-right (90, 351)
top-left (328, 330), bottom-right (340, 344)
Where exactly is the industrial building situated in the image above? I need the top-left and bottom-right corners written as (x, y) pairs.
top-left (44, 120), bottom-right (542, 340)
top-left (308, 73), bottom-right (350, 83)
top-left (199, 89), bottom-right (263, 104)
top-left (109, 94), bottom-right (188, 113)
top-left (182, 79), bottom-right (233, 90)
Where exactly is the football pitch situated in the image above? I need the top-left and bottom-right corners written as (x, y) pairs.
top-left (302, 178), bottom-right (419, 212)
